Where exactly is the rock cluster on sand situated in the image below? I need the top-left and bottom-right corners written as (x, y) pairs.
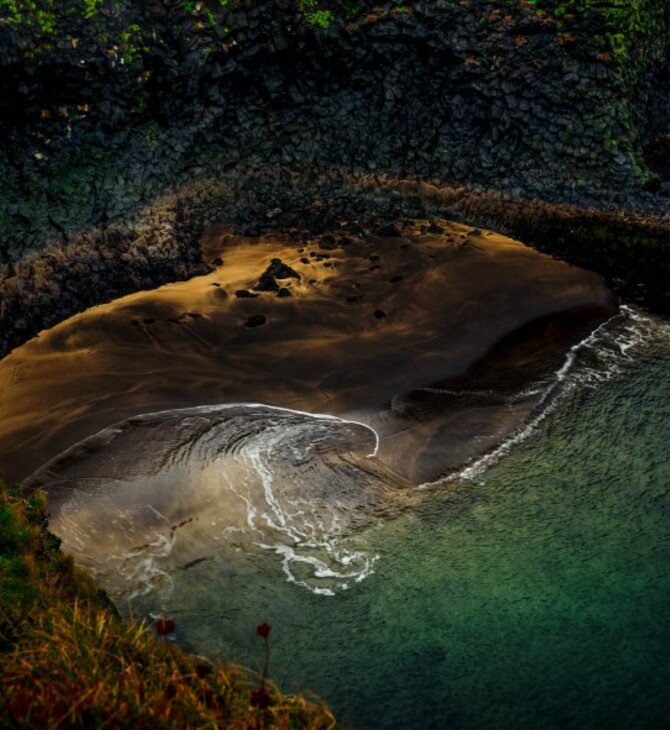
top-left (2, 168), bottom-right (670, 360)
top-left (0, 219), bottom-right (616, 485)
top-left (253, 258), bottom-right (301, 292)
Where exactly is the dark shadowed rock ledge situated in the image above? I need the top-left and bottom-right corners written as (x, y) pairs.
top-left (2, 166), bottom-right (670, 361)
top-left (1, 1), bottom-right (669, 357)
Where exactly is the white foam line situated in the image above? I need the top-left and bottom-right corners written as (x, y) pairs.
top-left (27, 402), bottom-right (381, 491)
top-left (259, 542), bottom-right (379, 596)
top-left (221, 465), bottom-right (263, 534)
top-left (246, 439), bottom-right (286, 528)
top-left (418, 305), bottom-right (658, 488)
top-left (169, 402), bottom-right (381, 460)
top-left (144, 505), bottom-right (170, 523)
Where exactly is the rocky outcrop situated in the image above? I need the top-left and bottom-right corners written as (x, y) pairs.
top-left (0, 0), bottom-right (669, 258)
top-left (3, 166), bottom-right (670, 360)
top-left (1, 2), bottom-right (670, 358)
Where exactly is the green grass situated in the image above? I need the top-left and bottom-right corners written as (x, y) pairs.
top-left (0, 482), bottom-right (335, 729)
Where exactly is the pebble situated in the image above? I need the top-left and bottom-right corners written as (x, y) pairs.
top-left (245, 314), bottom-right (267, 327)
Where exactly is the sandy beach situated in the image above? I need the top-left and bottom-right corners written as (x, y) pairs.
top-left (0, 218), bottom-right (615, 485)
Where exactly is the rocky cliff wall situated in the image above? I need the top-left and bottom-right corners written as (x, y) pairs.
top-left (1, 0), bottom-right (669, 258)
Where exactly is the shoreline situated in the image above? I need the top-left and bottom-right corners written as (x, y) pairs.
top-left (2, 168), bottom-right (670, 366)
top-left (0, 217), bottom-right (614, 486)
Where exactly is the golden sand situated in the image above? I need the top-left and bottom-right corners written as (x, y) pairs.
top-left (0, 219), bottom-right (615, 484)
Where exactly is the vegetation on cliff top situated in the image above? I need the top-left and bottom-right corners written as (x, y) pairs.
top-left (0, 0), bottom-right (662, 44)
top-left (0, 0), bottom-right (664, 122)
top-left (0, 482), bottom-right (335, 728)
top-left (0, 0), bottom-right (665, 129)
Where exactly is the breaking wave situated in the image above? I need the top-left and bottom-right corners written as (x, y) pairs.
top-left (432, 305), bottom-right (670, 485)
top-left (28, 306), bottom-right (668, 605)
top-left (28, 405), bottom-right (400, 600)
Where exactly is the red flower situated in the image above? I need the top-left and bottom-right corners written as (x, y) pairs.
top-left (250, 685), bottom-right (271, 709)
top-left (156, 616), bottom-right (175, 636)
top-left (256, 622), bottom-right (271, 639)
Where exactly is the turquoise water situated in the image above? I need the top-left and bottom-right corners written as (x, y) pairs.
top-left (160, 309), bottom-right (670, 728)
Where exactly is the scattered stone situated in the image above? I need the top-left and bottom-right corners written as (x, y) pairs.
top-left (245, 314), bottom-right (266, 328)
top-left (369, 255), bottom-right (381, 262)
top-left (186, 312), bottom-right (201, 319)
top-left (390, 275), bottom-right (404, 283)
top-left (428, 222), bottom-right (444, 234)
top-left (210, 257), bottom-right (223, 266)
top-left (277, 287), bottom-right (291, 297)
top-left (143, 318), bottom-right (155, 325)
top-left (235, 227), bottom-right (260, 238)
top-left (467, 229), bottom-right (482, 237)
top-left (374, 309), bottom-right (386, 319)
top-left (319, 235), bottom-right (338, 250)
top-left (254, 274), bottom-right (280, 292)
top-left (376, 223), bottom-right (402, 238)
top-left (300, 257), bottom-right (310, 264)
top-left (265, 258), bottom-right (301, 279)
top-left (346, 295), bottom-right (362, 303)
top-left (235, 289), bottom-right (259, 298)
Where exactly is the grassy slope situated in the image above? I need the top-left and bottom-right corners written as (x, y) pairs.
top-left (0, 483), bottom-right (335, 729)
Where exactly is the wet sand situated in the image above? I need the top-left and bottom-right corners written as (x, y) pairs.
top-left (0, 219), bottom-right (615, 484)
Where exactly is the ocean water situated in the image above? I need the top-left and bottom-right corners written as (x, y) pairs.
top-left (163, 307), bottom-right (670, 729)
top-left (42, 306), bottom-right (670, 728)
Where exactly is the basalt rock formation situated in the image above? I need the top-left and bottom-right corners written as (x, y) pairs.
top-left (0, 0), bottom-right (669, 257)
top-left (1, 1), bottom-right (670, 358)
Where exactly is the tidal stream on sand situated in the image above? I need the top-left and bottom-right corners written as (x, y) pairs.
top-left (3, 220), bottom-right (670, 727)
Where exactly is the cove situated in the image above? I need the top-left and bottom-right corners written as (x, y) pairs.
top-left (114, 306), bottom-right (670, 730)
top-left (3, 218), bottom-right (667, 727)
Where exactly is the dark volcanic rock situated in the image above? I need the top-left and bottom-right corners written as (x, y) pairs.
top-left (0, 0), bottom-right (668, 264)
top-left (245, 314), bottom-right (267, 328)
top-left (376, 223), bottom-right (402, 238)
top-left (254, 274), bottom-right (280, 292)
top-left (319, 235), bottom-right (338, 250)
top-left (253, 257), bottom-right (301, 292)
top-left (265, 258), bottom-right (301, 280)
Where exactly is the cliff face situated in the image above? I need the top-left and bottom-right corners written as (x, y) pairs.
top-left (0, 0), bottom-right (669, 257)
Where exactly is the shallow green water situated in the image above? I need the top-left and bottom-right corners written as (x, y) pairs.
top-left (164, 310), bottom-right (670, 728)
